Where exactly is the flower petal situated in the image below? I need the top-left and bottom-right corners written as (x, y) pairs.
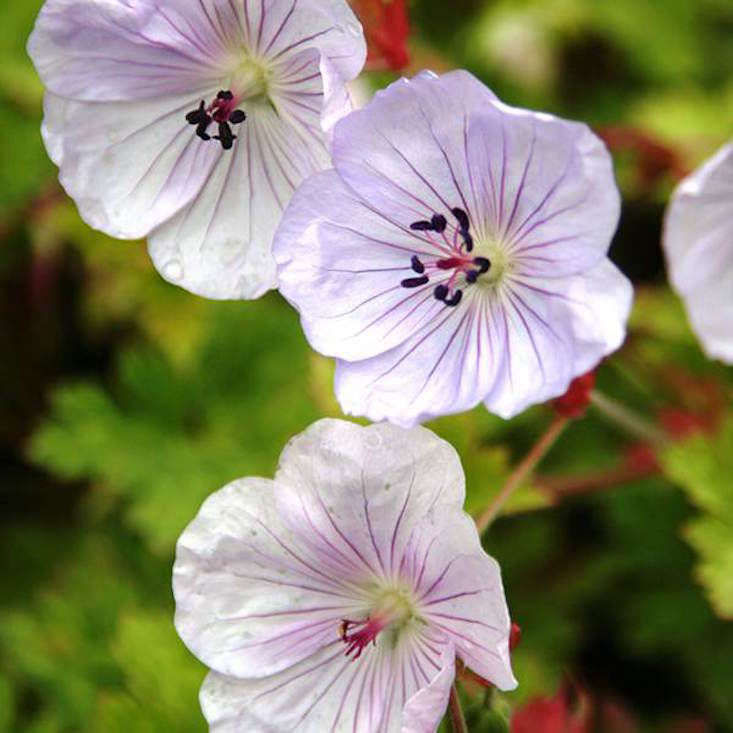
top-left (663, 142), bottom-right (733, 363)
top-left (199, 629), bottom-right (454, 731)
top-left (332, 256), bottom-right (631, 425)
top-left (401, 642), bottom-right (455, 733)
top-left (463, 106), bottom-right (620, 277)
top-left (28, 0), bottom-right (230, 101)
top-left (333, 291), bottom-right (509, 426)
top-left (174, 477), bottom-right (366, 680)
top-left (331, 70), bottom-right (498, 232)
top-left (273, 419), bottom-right (466, 581)
top-left (43, 91), bottom-right (221, 239)
top-left (400, 511), bottom-right (516, 690)
top-left (484, 259), bottom-right (632, 418)
top-left (275, 169), bottom-right (449, 361)
top-left (331, 70), bottom-right (618, 278)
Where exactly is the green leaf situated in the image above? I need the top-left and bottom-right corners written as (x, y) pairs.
top-left (661, 417), bottom-right (733, 618)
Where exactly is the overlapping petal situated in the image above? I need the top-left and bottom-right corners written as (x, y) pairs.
top-left (29, 0), bottom-right (367, 299)
top-left (663, 142), bottom-right (733, 363)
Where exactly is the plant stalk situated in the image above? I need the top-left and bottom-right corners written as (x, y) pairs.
top-left (590, 390), bottom-right (668, 445)
top-left (475, 415), bottom-right (570, 533)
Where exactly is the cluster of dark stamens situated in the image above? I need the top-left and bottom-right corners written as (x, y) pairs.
top-left (400, 207), bottom-right (490, 307)
top-left (185, 90), bottom-right (246, 150)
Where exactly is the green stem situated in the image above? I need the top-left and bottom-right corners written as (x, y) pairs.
top-left (590, 390), bottom-right (668, 445)
top-left (448, 683), bottom-right (468, 733)
top-left (475, 415), bottom-right (570, 533)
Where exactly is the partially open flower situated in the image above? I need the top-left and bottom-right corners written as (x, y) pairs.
top-left (274, 71), bottom-right (632, 427)
top-left (174, 418), bottom-right (516, 731)
top-left (663, 142), bottom-right (733, 363)
top-left (28, 0), bottom-right (366, 299)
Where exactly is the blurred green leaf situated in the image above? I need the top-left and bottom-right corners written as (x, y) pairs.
top-left (661, 418), bottom-right (733, 618)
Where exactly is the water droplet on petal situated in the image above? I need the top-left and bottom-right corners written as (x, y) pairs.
top-left (163, 259), bottom-right (183, 281)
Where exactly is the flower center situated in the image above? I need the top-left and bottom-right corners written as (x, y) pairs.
top-left (185, 90), bottom-right (247, 150)
top-left (184, 56), bottom-right (275, 150)
top-left (400, 207), bottom-right (492, 307)
top-left (339, 590), bottom-right (416, 660)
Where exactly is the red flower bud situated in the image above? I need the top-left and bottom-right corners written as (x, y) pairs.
top-left (552, 372), bottom-right (596, 418)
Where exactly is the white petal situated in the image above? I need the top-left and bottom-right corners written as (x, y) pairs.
top-left (463, 107), bottom-right (620, 277)
top-left (331, 70), bottom-right (499, 232)
top-left (43, 91), bottom-right (220, 239)
top-left (399, 512), bottom-right (516, 691)
top-left (663, 142), bottom-right (733, 363)
top-left (28, 0), bottom-right (231, 101)
top-left (148, 95), bottom-right (331, 299)
top-left (401, 644), bottom-right (455, 733)
top-left (484, 259), bottom-right (632, 419)
top-left (273, 419), bottom-right (466, 580)
top-left (275, 169), bottom-right (452, 362)
top-left (199, 630), bottom-right (454, 732)
top-left (333, 257), bottom-right (631, 425)
top-left (174, 477), bottom-right (366, 680)
top-left (333, 293), bottom-right (508, 427)
top-left (331, 71), bottom-right (618, 277)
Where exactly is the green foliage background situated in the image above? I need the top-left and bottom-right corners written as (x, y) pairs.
top-left (1, 0), bottom-right (732, 730)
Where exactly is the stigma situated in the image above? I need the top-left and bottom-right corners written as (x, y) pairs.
top-left (401, 206), bottom-right (490, 306)
top-left (185, 90), bottom-right (247, 150)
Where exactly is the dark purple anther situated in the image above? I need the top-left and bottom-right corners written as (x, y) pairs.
top-left (401, 275), bottom-right (429, 288)
top-left (451, 207), bottom-right (470, 232)
top-left (465, 270), bottom-right (478, 284)
top-left (186, 90), bottom-right (245, 150)
top-left (431, 214), bottom-right (447, 233)
top-left (434, 284), bottom-right (449, 301)
top-left (215, 121), bottom-right (236, 150)
top-left (473, 257), bottom-right (490, 273)
top-left (461, 231), bottom-right (474, 252)
top-left (185, 100), bottom-right (207, 125)
top-left (410, 220), bottom-right (434, 231)
top-left (444, 289), bottom-right (463, 307)
top-left (410, 255), bottom-right (425, 274)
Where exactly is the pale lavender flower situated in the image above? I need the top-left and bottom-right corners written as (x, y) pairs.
top-left (663, 142), bottom-right (733, 363)
top-left (274, 71), bottom-right (633, 427)
top-left (174, 418), bottom-right (516, 731)
top-left (27, 0), bottom-right (366, 299)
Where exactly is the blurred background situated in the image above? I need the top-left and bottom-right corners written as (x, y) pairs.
top-left (1, 0), bottom-right (732, 730)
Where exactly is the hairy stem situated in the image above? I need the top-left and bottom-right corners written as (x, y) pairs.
top-left (475, 415), bottom-right (570, 533)
top-left (448, 683), bottom-right (468, 733)
top-left (590, 390), bottom-right (668, 445)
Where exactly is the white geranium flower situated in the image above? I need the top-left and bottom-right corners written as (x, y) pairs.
top-left (174, 419), bottom-right (516, 731)
top-left (28, 0), bottom-right (366, 298)
top-left (274, 71), bottom-right (633, 426)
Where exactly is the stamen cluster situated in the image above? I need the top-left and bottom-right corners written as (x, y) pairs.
top-left (185, 90), bottom-right (247, 150)
top-left (401, 206), bottom-right (491, 307)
